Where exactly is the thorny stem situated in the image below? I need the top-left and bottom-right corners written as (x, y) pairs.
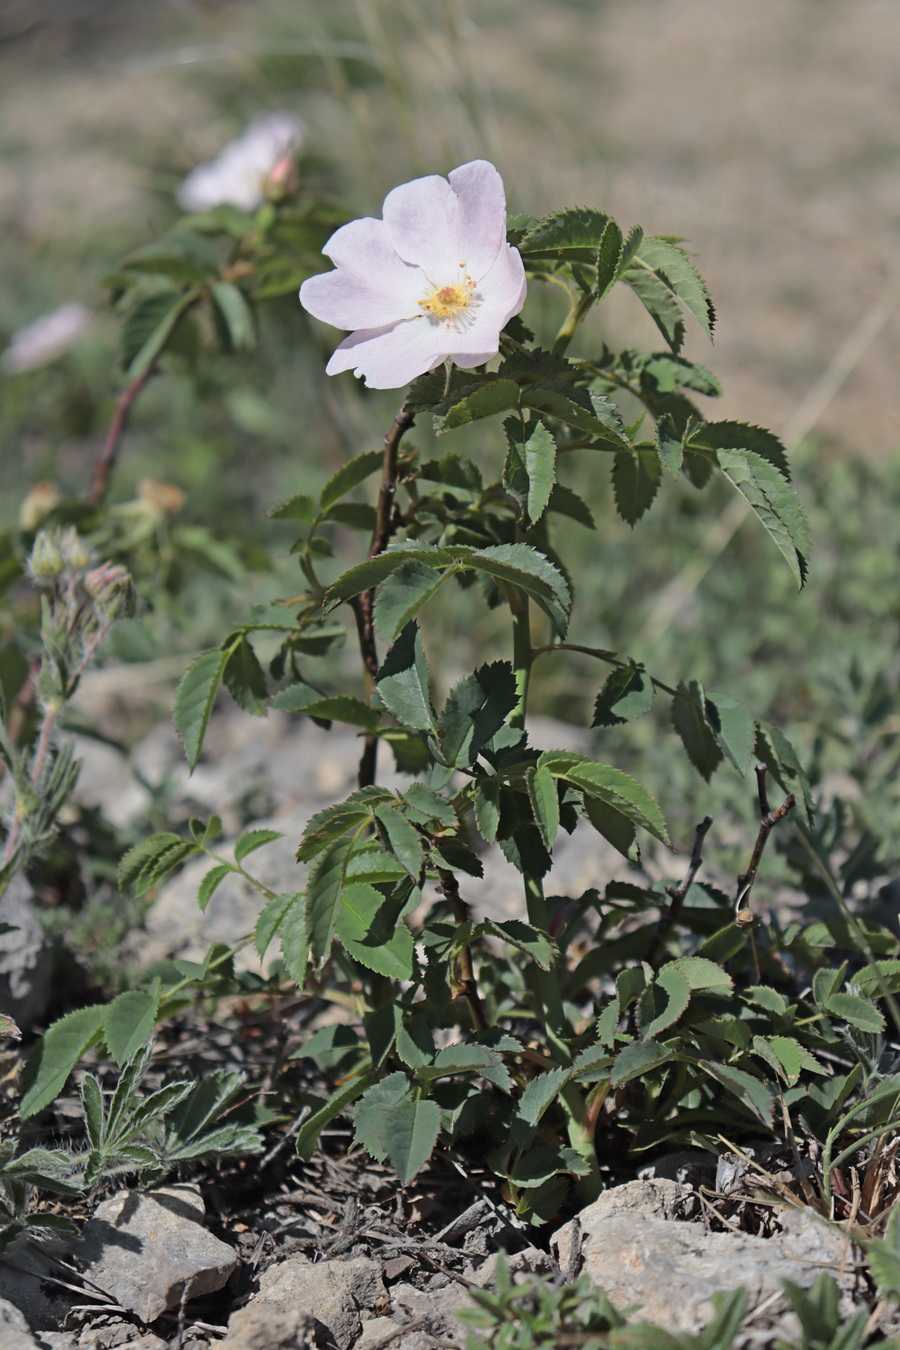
top-left (351, 408), bottom-right (415, 788)
top-left (87, 368), bottom-right (155, 507)
top-left (437, 869), bottom-right (486, 1033)
top-left (734, 763), bottom-right (795, 921)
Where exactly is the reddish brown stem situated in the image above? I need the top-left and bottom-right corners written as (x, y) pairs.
top-left (734, 762), bottom-right (795, 921)
top-left (437, 869), bottom-right (487, 1033)
top-left (352, 408), bottom-right (415, 788)
top-left (87, 368), bottom-right (155, 506)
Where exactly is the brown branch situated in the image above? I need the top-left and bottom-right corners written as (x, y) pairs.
top-left (87, 367), bottom-right (155, 507)
top-left (647, 815), bottom-right (713, 961)
top-left (437, 869), bottom-right (487, 1033)
top-left (734, 762), bottom-right (795, 925)
top-left (352, 407), bottom-right (415, 788)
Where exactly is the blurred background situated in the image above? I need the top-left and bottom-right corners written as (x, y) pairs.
top-left (1, 0), bottom-right (898, 867)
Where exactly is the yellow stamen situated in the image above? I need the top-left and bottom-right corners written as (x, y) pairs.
top-left (418, 266), bottom-right (477, 326)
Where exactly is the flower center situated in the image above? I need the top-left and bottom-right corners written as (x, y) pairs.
top-left (418, 265), bottom-right (478, 327)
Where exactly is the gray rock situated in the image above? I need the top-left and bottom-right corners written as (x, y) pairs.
top-left (78, 1184), bottom-right (238, 1323)
top-left (0, 1297), bottom-right (40, 1350)
top-left (254, 1256), bottom-right (387, 1350)
top-left (220, 1303), bottom-right (320, 1350)
top-left (355, 1316), bottom-right (439, 1350)
top-left (388, 1248), bottom-right (553, 1342)
top-left (553, 1190), bottom-right (863, 1335)
top-left (0, 1243), bottom-right (74, 1331)
top-left (0, 875), bottom-right (54, 1031)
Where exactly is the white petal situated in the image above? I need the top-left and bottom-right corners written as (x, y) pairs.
top-left (325, 317), bottom-right (451, 389)
top-left (300, 218), bottom-right (425, 329)
top-left (439, 244), bottom-right (526, 358)
top-left (448, 160), bottom-right (508, 279)
top-left (382, 173), bottom-right (462, 280)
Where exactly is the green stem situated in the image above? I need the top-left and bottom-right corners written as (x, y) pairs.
top-left (553, 290), bottom-right (595, 357)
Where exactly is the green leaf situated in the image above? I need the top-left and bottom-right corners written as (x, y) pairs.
top-left (527, 765), bottom-right (559, 849)
top-left (612, 448), bottom-right (662, 525)
top-left (547, 483), bottom-right (595, 529)
top-left (295, 1072), bottom-right (376, 1162)
top-left (467, 543), bottom-right (571, 639)
top-left (704, 690), bottom-right (756, 774)
top-left (320, 449), bottom-right (383, 513)
top-left (484, 919), bottom-right (554, 972)
top-left (223, 636), bottom-right (268, 716)
top-left (595, 218), bottom-right (624, 299)
top-left (209, 280), bottom-right (255, 351)
top-left (120, 289), bottom-right (199, 378)
top-left (510, 1068), bottom-right (572, 1147)
top-left (582, 797), bottom-right (639, 863)
top-left (336, 883), bottom-right (415, 980)
top-left (417, 1042), bottom-right (513, 1093)
top-left (756, 722), bottom-right (814, 825)
top-left (434, 378), bottom-right (520, 433)
top-left (544, 754), bottom-right (669, 845)
top-left (374, 559), bottom-right (449, 643)
top-left (610, 1040), bottom-right (673, 1086)
top-left (325, 545), bottom-right (451, 609)
top-left (700, 1061), bottom-right (776, 1128)
top-left (438, 662), bottom-right (518, 768)
top-left (521, 386), bottom-right (629, 450)
top-left (824, 992), bottom-right (886, 1034)
top-left (376, 623), bottom-right (435, 733)
top-left (373, 804), bottom-right (424, 879)
top-left (123, 231), bottom-right (221, 282)
top-left (279, 892), bottom-right (309, 984)
top-left (294, 696), bottom-right (380, 732)
top-left (353, 1071), bottom-right (410, 1162)
top-left (509, 1145), bottom-right (590, 1187)
top-left (297, 787), bottom-right (391, 863)
top-left (234, 828), bottom-right (283, 864)
top-left (655, 410), bottom-right (686, 478)
top-left (80, 1074), bottom-right (104, 1150)
top-left (671, 681), bottom-right (723, 781)
top-left (306, 836), bottom-right (353, 972)
top-left (502, 417), bottom-right (557, 526)
top-left (668, 956), bottom-right (734, 992)
top-left (716, 447), bottom-right (810, 586)
top-left (19, 1005), bottom-right (107, 1119)
top-left (117, 832), bottom-right (198, 894)
top-left (268, 493), bottom-right (316, 522)
top-left (621, 266), bottom-right (685, 353)
top-left (255, 892), bottom-right (296, 961)
top-left (592, 662), bottom-right (654, 727)
top-left (630, 236), bottom-right (715, 341)
top-left (173, 648), bottom-right (230, 773)
top-left (474, 777), bottom-right (501, 844)
top-left (519, 208), bottom-right (614, 262)
top-left (103, 989), bottom-right (159, 1067)
top-left (638, 966), bottom-right (691, 1040)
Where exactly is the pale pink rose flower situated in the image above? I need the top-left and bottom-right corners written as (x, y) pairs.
top-left (1, 302), bottom-right (91, 375)
top-left (299, 160), bottom-right (527, 389)
top-left (177, 112), bottom-right (305, 213)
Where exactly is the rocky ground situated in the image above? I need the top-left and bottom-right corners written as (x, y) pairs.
top-left (0, 685), bottom-right (895, 1349)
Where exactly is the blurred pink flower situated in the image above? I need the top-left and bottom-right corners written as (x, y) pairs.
top-left (178, 113), bottom-right (305, 213)
top-left (1, 302), bottom-right (91, 375)
top-left (299, 160), bottom-right (526, 389)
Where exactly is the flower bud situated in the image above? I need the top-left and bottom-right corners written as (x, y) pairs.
top-left (83, 562), bottom-right (135, 619)
top-left (57, 526), bottom-right (90, 572)
top-left (138, 478), bottom-right (185, 515)
top-left (19, 480), bottom-right (61, 532)
top-left (263, 154), bottom-right (299, 203)
top-left (28, 530), bottom-right (66, 581)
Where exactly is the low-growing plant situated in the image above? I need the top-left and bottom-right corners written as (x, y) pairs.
top-left (6, 148), bottom-right (900, 1250)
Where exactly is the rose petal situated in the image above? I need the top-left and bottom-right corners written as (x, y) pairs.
top-left (382, 174), bottom-right (463, 281)
top-left (325, 317), bottom-right (450, 388)
top-left (300, 219), bottom-right (426, 329)
top-left (447, 160), bottom-right (508, 279)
